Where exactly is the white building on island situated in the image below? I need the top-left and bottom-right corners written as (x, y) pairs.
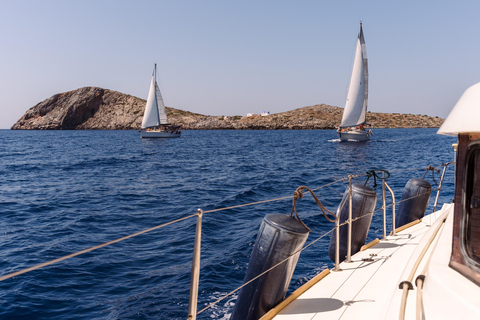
top-left (246, 111), bottom-right (270, 117)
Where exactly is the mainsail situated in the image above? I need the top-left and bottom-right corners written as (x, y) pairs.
top-left (340, 23), bottom-right (368, 128)
top-left (155, 82), bottom-right (170, 125)
top-left (141, 64), bottom-right (170, 128)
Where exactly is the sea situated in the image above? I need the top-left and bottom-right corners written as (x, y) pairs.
top-left (0, 128), bottom-right (457, 319)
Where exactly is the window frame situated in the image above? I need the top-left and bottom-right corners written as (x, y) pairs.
top-left (460, 140), bottom-right (480, 272)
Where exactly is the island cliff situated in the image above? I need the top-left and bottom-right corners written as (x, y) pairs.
top-left (11, 87), bottom-right (444, 130)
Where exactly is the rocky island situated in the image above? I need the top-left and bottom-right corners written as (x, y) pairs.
top-left (11, 87), bottom-right (444, 130)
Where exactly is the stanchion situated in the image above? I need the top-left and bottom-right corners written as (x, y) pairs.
top-left (188, 209), bottom-right (203, 320)
top-left (333, 215), bottom-right (341, 271)
top-left (385, 182), bottom-right (396, 236)
top-left (382, 171), bottom-right (387, 240)
top-left (346, 175), bottom-right (353, 263)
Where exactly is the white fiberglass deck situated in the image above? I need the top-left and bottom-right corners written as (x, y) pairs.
top-left (271, 204), bottom-right (454, 320)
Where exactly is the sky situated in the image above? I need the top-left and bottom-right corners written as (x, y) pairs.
top-left (1, 0), bottom-right (479, 129)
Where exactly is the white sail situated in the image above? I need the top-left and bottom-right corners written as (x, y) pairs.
top-left (340, 23), bottom-right (368, 128)
top-left (141, 75), bottom-right (160, 128)
top-left (155, 83), bottom-right (170, 125)
top-left (140, 64), bottom-right (181, 139)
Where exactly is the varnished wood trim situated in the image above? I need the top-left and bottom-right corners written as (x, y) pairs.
top-left (390, 219), bottom-right (422, 235)
top-left (259, 269), bottom-right (331, 319)
top-left (361, 238), bottom-right (380, 251)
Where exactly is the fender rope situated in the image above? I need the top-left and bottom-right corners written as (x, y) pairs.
top-left (365, 169), bottom-right (390, 187)
top-left (422, 165), bottom-right (441, 185)
top-left (290, 185), bottom-right (337, 230)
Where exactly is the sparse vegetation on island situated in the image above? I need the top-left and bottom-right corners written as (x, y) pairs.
top-left (11, 87), bottom-right (444, 130)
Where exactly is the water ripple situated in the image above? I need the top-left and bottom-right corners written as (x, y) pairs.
top-left (0, 129), bottom-right (457, 319)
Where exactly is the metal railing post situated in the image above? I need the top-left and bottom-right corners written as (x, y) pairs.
top-left (433, 165), bottom-right (447, 212)
top-left (187, 209), bottom-right (203, 320)
top-left (333, 215), bottom-right (341, 271)
top-left (385, 182), bottom-right (396, 236)
top-left (382, 171), bottom-right (387, 240)
top-left (433, 162), bottom-right (454, 212)
top-left (346, 175), bottom-right (353, 263)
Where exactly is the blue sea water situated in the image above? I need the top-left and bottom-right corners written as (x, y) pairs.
top-left (0, 129), bottom-right (457, 319)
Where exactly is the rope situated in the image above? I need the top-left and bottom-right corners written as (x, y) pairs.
top-left (201, 196), bottom-right (293, 214)
top-left (197, 223), bottom-right (338, 316)
top-left (415, 214), bottom-right (447, 320)
top-left (311, 176), bottom-right (351, 192)
top-left (0, 172), bottom-right (377, 283)
top-left (1, 164), bottom-right (447, 315)
top-left (371, 188), bottom-right (434, 216)
top-left (365, 169), bottom-right (390, 187)
top-left (422, 165), bottom-right (441, 185)
top-left (387, 167), bottom-right (432, 173)
top-left (398, 210), bottom-right (449, 320)
top-left (197, 209), bottom-right (374, 316)
top-left (0, 213), bottom-right (198, 282)
top-left (0, 175), bottom-right (352, 283)
top-left (196, 164), bottom-right (445, 316)
top-left (291, 186), bottom-right (337, 227)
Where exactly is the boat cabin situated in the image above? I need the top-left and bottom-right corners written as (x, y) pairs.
top-left (438, 82), bottom-right (480, 286)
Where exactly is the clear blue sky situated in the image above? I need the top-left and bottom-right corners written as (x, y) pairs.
top-left (1, 0), bottom-right (479, 129)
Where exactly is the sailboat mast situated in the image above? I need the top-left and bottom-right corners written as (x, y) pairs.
top-left (339, 22), bottom-right (368, 128)
top-left (153, 63), bottom-right (161, 126)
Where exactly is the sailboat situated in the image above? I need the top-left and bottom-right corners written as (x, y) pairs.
top-left (140, 64), bottom-right (181, 138)
top-left (337, 23), bottom-right (372, 142)
top-left (224, 82), bottom-right (480, 320)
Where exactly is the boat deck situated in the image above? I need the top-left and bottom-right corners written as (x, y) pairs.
top-left (271, 204), bottom-right (453, 320)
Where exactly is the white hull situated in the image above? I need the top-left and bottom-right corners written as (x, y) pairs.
top-left (269, 203), bottom-right (480, 319)
top-left (338, 130), bottom-right (371, 142)
top-left (259, 82), bottom-right (480, 320)
top-left (140, 130), bottom-right (181, 138)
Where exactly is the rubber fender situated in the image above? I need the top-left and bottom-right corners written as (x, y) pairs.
top-left (328, 184), bottom-right (377, 262)
top-left (230, 214), bottom-right (309, 320)
top-left (395, 178), bottom-right (431, 228)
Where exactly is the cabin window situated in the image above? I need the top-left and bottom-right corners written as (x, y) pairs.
top-left (462, 141), bottom-right (480, 268)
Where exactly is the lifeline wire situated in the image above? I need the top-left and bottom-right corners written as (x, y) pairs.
top-left (291, 185), bottom-right (337, 226)
top-left (0, 165), bottom-right (442, 308)
top-left (0, 165), bottom-right (435, 282)
top-left (198, 165), bottom-right (446, 315)
top-left (196, 221), bottom-right (340, 316)
top-left (197, 209), bottom-right (374, 316)
top-left (0, 213), bottom-right (197, 282)
top-left (422, 165), bottom-right (441, 185)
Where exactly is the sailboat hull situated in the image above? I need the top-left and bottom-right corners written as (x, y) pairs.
top-left (140, 130), bottom-right (181, 138)
top-left (338, 130), bottom-right (371, 142)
